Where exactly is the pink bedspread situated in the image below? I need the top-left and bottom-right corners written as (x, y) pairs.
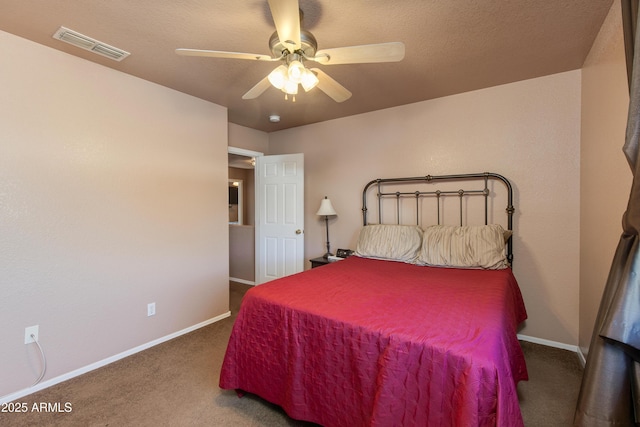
top-left (219, 256), bottom-right (528, 426)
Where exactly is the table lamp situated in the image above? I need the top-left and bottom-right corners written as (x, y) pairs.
top-left (316, 196), bottom-right (337, 258)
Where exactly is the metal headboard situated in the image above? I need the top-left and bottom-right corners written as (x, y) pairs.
top-left (362, 172), bottom-right (515, 265)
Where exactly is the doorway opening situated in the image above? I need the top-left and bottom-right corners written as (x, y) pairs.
top-left (228, 147), bottom-right (262, 285)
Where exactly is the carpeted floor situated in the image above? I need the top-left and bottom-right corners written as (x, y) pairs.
top-left (0, 281), bottom-right (583, 426)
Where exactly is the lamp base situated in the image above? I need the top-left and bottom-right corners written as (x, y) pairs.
top-left (322, 214), bottom-right (333, 260)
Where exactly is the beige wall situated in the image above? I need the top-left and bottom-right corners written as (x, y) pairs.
top-left (229, 123), bottom-right (269, 154)
top-left (269, 71), bottom-right (582, 344)
top-left (0, 31), bottom-right (229, 398)
top-left (229, 225), bottom-right (255, 282)
top-left (580, 0), bottom-right (631, 356)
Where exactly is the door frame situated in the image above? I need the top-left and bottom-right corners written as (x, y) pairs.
top-left (228, 146), bottom-right (264, 160)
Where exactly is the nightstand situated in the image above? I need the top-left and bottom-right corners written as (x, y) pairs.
top-left (310, 257), bottom-right (334, 268)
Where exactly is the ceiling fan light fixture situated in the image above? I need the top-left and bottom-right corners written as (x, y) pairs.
top-left (301, 68), bottom-right (319, 92)
top-left (268, 65), bottom-right (288, 89)
top-left (287, 59), bottom-right (305, 84)
top-left (177, 0), bottom-right (405, 105)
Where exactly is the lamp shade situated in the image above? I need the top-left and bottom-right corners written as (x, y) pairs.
top-left (316, 197), bottom-right (337, 216)
top-left (267, 65), bottom-right (287, 89)
top-left (301, 68), bottom-right (319, 92)
top-left (287, 60), bottom-right (305, 83)
top-left (283, 78), bottom-right (298, 95)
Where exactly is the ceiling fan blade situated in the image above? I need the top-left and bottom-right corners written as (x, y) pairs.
top-left (267, 0), bottom-right (301, 51)
top-left (175, 48), bottom-right (276, 61)
top-left (310, 68), bottom-right (352, 103)
top-left (242, 76), bottom-right (272, 100)
top-left (312, 42), bottom-right (405, 65)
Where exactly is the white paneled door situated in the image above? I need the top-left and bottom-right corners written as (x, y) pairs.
top-left (255, 153), bottom-right (304, 284)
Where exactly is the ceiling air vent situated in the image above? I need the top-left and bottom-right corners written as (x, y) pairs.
top-left (53, 26), bottom-right (130, 61)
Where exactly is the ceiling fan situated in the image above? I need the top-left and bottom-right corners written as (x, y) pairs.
top-left (175, 0), bottom-right (405, 103)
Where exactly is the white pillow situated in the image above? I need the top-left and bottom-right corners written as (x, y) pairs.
top-left (418, 224), bottom-right (509, 269)
top-left (355, 224), bottom-right (423, 263)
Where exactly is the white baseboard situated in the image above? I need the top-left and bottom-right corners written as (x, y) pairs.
top-left (517, 334), bottom-right (579, 353)
top-left (577, 346), bottom-right (587, 367)
top-left (0, 311), bottom-right (231, 405)
top-left (230, 277), bottom-right (255, 286)
top-left (518, 334), bottom-right (588, 367)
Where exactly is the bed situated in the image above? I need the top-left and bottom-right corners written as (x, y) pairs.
top-left (219, 173), bottom-right (528, 427)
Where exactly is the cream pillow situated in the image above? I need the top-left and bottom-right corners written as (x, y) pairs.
top-left (355, 224), bottom-right (423, 263)
top-left (419, 224), bottom-right (509, 269)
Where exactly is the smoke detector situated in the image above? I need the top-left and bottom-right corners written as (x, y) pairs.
top-left (269, 115), bottom-right (281, 123)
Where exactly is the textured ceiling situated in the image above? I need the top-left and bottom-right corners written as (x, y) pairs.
top-left (0, 0), bottom-right (614, 132)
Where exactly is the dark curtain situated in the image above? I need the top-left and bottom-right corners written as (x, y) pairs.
top-left (574, 1), bottom-right (640, 425)
top-left (623, 0), bottom-right (639, 90)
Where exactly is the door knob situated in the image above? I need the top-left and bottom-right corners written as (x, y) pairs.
top-left (295, 229), bottom-right (303, 235)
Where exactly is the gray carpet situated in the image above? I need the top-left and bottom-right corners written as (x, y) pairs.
top-left (0, 282), bottom-right (583, 426)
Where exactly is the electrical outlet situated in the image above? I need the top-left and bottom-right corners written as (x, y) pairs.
top-left (24, 325), bottom-right (39, 344)
top-left (147, 302), bottom-right (156, 317)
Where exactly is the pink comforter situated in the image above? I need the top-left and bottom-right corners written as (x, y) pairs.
top-left (220, 256), bottom-right (528, 426)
